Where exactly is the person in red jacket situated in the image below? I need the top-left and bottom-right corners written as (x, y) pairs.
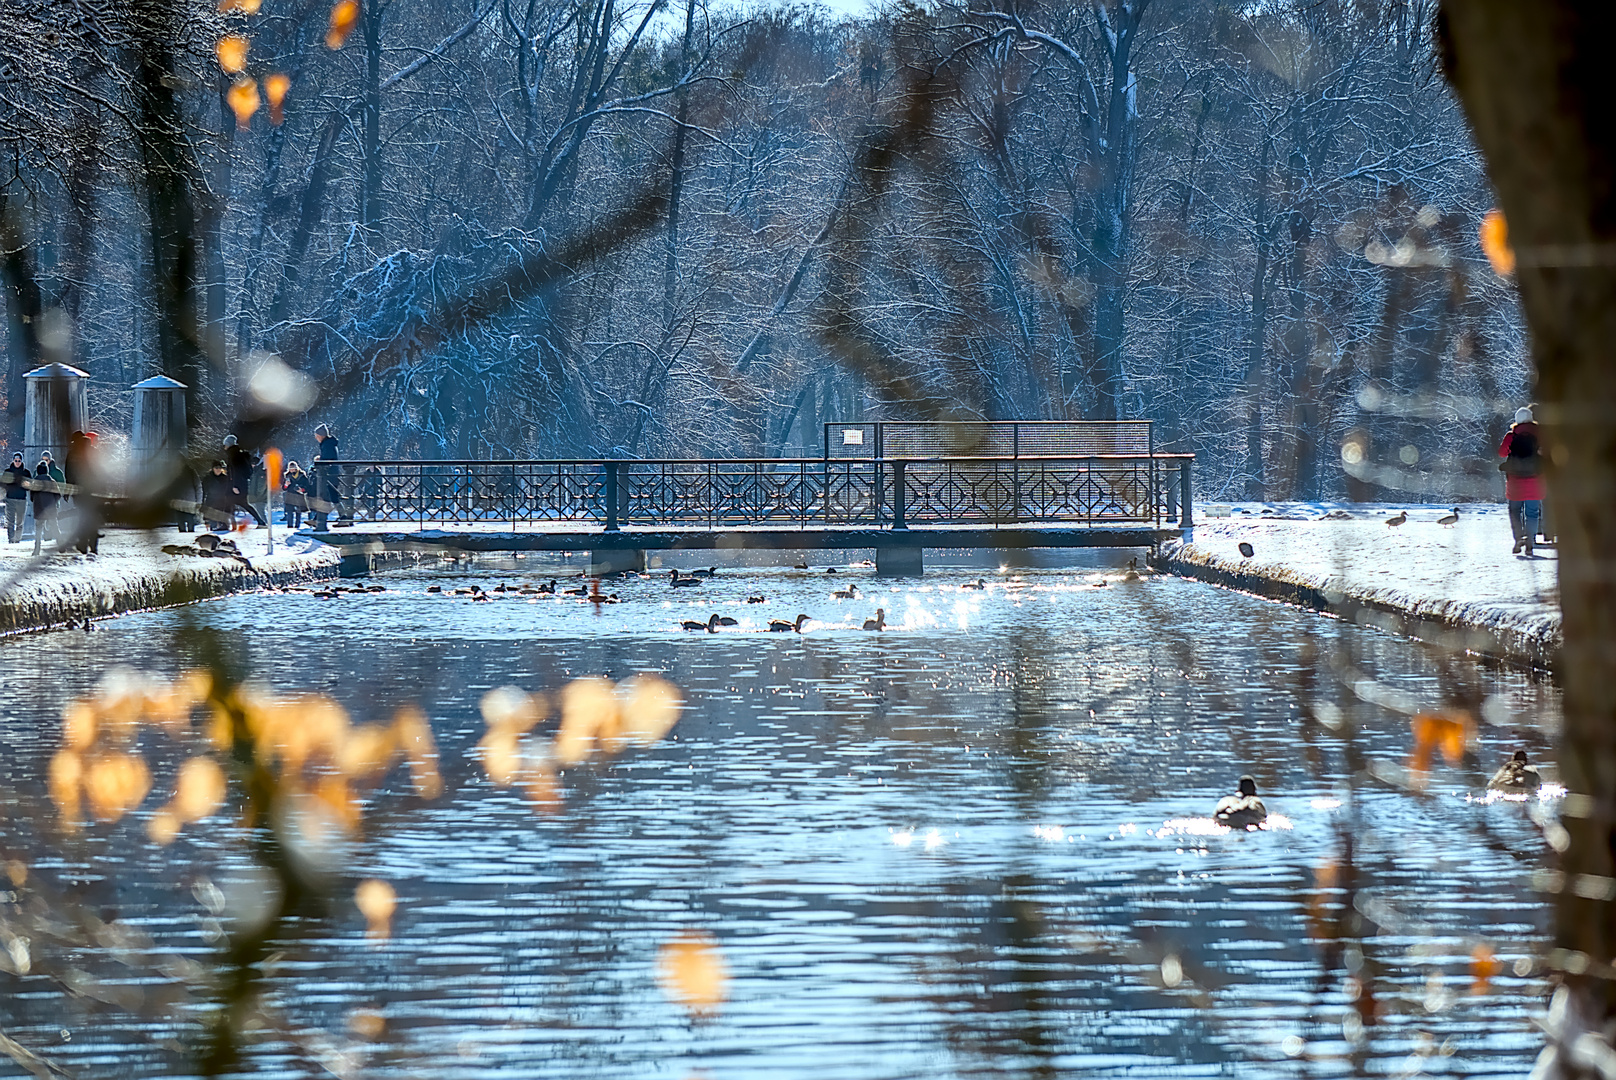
top-left (1499, 406), bottom-right (1543, 555)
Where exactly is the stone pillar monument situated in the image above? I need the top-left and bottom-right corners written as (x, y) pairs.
top-left (22, 362), bottom-right (89, 467)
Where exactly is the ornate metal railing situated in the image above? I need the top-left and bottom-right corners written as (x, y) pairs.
top-left (317, 454), bottom-right (1194, 530)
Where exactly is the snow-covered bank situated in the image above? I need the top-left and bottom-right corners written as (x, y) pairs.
top-left (1156, 504), bottom-right (1561, 670)
top-left (0, 529), bottom-right (343, 636)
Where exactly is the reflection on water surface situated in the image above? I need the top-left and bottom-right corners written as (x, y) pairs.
top-left (0, 558), bottom-right (1559, 1078)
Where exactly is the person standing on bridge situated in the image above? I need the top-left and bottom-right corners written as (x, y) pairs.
top-left (311, 424), bottom-right (344, 531)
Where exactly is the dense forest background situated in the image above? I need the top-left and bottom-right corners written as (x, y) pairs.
top-left (0, 0), bottom-right (1524, 500)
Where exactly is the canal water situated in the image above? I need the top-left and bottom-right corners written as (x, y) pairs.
top-left (0, 555), bottom-right (1560, 1078)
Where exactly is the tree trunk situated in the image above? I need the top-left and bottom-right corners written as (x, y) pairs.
top-left (0, 188), bottom-right (43, 447)
top-left (1087, 3), bottom-right (1144, 421)
top-left (1243, 131), bottom-right (1272, 500)
top-left (202, 78), bottom-right (235, 367)
top-left (1437, 6), bottom-right (1616, 1076)
top-left (269, 112), bottom-right (343, 326)
top-left (361, 0), bottom-right (384, 240)
top-left (131, 20), bottom-right (208, 426)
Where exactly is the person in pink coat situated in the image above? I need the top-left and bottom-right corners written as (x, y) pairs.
top-left (1499, 406), bottom-right (1543, 555)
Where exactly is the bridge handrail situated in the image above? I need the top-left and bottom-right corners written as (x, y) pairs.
top-left (332, 453), bottom-right (1193, 466)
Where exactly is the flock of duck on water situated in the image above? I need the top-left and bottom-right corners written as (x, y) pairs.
top-left (397, 559), bottom-right (1148, 634)
top-left (1212, 750), bottom-right (1545, 831)
top-left (288, 556), bottom-right (1549, 831)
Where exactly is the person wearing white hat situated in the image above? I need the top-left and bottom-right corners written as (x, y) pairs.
top-left (1498, 406), bottom-right (1543, 555)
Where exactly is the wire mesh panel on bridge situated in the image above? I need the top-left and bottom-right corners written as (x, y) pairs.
top-left (823, 421), bottom-right (1152, 459)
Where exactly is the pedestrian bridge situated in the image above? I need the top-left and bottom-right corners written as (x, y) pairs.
top-left (301, 421), bottom-right (1194, 576)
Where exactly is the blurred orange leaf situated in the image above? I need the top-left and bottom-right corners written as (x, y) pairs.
top-left (326, 0), bottom-right (359, 49)
top-left (216, 35), bottom-right (249, 75)
top-left (657, 931), bottom-right (728, 1015)
top-left (555, 677), bottom-right (620, 764)
top-left (49, 750), bottom-right (83, 822)
top-left (227, 77), bottom-right (260, 129)
top-left (1409, 710), bottom-right (1472, 773)
top-left (481, 686), bottom-right (545, 733)
top-left (171, 755), bottom-right (227, 823)
top-left (62, 701), bottom-right (96, 750)
top-left (84, 751), bottom-right (151, 822)
top-left (264, 74), bottom-right (290, 124)
top-left (618, 674), bottom-right (683, 748)
top-left (218, 0), bottom-right (263, 11)
top-left (1470, 944), bottom-right (1502, 994)
top-left (355, 879), bottom-right (396, 939)
top-left (1480, 209), bottom-right (1514, 277)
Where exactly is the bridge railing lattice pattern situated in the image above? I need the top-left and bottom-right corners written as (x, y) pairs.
top-left (328, 453), bottom-right (1191, 530)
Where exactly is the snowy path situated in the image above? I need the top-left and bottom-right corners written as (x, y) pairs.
top-left (1160, 503), bottom-right (1560, 669)
top-left (0, 525), bottom-right (340, 635)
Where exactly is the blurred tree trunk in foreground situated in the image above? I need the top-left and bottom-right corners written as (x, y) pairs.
top-left (1437, 4), bottom-right (1616, 1076)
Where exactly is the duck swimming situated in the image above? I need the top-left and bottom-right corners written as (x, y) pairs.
top-left (1488, 750), bottom-right (1543, 793)
top-left (1213, 775), bottom-right (1268, 830)
top-left (832, 584), bottom-right (861, 600)
top-left (669, 569), bottom-right (702, 587)
top-left (862, 608), bottom-right (886, 631)
top-left (769, 614), bottom-right (810, 632)
top-left (681, 614), bottom-right (721, 632)
top-left (961, 578), bottom-right (986, 590)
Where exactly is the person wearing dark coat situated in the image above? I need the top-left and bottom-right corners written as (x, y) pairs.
top-left (4, 452), bottom-right (30, 543)
top-left (30, 460), bottom-right (59, 554)
top-left (202, 460), bottom-right (237, 532)
top-left (222, 435), bottom-right (267, 526)
top-left (310, 424), bottom-right (344, 530)
top-left (282, 461), bottom-right (312, 528)
top-left (1498, 407), bottom-right (1544, 554)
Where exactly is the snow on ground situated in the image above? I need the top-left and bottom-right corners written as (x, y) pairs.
top-left (1160, 502), bottom-right (1560, 669)
top-left (0, 523), bottom-right (339, 635)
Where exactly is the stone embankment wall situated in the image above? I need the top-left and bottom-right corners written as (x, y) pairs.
top-left (0, 539), bottom-right (343, 636)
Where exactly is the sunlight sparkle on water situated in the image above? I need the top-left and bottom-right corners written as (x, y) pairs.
top-left (1311, 798), bottom-right (1343, 810)
top-left (1469, 783), bottom-right (1566, 805)
top-left (1156, 814), bottom-right (1294, 837)
top-left (1032, 824), bottom-right (1066, 843)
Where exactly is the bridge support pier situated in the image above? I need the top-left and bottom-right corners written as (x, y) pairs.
top-left (876, 544), bottom-right (924, 577)
top-left (590, 548), bottom-right (646, 576)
